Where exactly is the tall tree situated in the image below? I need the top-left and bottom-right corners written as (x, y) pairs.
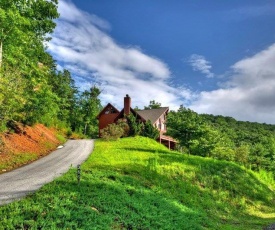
top-left (144, 100), bottom-right (161, 110)
top-left (167, 106), bottom-right (205, 149)
top-left (50, 69), bottom-right (78, 125)
top-left (0, 67), bottom-right (26, 130)
top-left (126, 113), bottom-right (143, 136)
top-left (74, 86), bottom-right (102, 137)
top-left (0, 0), bottom-right (59, 69)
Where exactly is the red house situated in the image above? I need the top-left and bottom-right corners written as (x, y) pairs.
top-left (97, 95), bottom-right (177, 149)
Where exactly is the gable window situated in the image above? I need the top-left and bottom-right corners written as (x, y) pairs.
top-left (105, 106), bottom-right (116, 114)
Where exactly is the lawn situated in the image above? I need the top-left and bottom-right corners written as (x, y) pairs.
top-left (0, 136), bottom-right (275, 229)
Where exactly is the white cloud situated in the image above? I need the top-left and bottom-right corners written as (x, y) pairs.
top-left (190, 43), bottom-right (275, 124)
top-left (48, 1), bottom-right (275, 124)
top-left (48, 0), bottom-right (193, 110)
top-left (58, 0), bottom-right (110, 30)
top-left (188, 54), bottom-right (214, 78)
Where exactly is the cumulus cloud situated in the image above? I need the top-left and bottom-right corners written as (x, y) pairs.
top-left (48, 0), bottom-right (193, 109)
top-left (48, 0), bottom-right (275, 124)
top-left (190, 43), bottom-right (275, 124)
top-left (188, 54), bottom-right (214, 78)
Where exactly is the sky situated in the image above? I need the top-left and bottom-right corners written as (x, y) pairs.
top-left (48, 0), bottom-right (275, 124)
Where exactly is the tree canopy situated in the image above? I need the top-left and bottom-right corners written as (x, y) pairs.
top-left (0, 1), bottom-right (102, 138)
top-left (167, 106), bottom-right (275, 176)
top-left (144, 100), bottom-right (162, 110)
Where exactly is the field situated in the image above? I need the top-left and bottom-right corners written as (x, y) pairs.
top-left (0, 136), bottom-right (275, 229)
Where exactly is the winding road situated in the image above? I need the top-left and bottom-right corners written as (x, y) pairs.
top-left (0, 139), bottom-right (94, 206)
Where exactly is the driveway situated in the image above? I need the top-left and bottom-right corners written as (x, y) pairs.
top-left (0, 139), bottom-right (94, 205)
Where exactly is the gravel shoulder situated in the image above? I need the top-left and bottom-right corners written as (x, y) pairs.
top-left (0, 139), bottom-right (94, 205)
top-left (264, 223), bottom-right (275, 230)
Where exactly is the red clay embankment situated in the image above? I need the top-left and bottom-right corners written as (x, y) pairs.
top-left (0, 123), bottom-right (64, 173)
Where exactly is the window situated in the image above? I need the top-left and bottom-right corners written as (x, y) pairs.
top-left (104, 106), bottom-right (116, 114)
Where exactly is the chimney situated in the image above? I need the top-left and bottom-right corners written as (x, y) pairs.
top-left (124, 94), bottom-right (131, 116)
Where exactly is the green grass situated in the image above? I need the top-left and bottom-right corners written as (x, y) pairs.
top-left (0, 136), bottom-right (275, 229)
top-left (55, 133), bottom-right (67, 143)
top-left (0, 152), bottom-right (39, 172)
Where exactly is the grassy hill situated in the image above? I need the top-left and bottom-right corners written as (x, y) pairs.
top-left (1, 137), bottom-right (275, 229)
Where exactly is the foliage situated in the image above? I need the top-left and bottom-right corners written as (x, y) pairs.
top-left (101, 113), bottom-right (159, 141)
top-left (100, 120), bottom-right (129, 141)
top-left (22, 85), bottom-right (60, 126)
top-left (117, 118), bottom-right (130, 137)
top-left (167, 106), bottom-right (275, 177)
top-left (0, 67), bottom-right (26, 129)
top-left (0, 0), bottom-right (59, 69)
top-left (202, 113), bottom-right (275, 174)
top-left (49, 69), bottom-right (78, 126)
top-left (0, 137), bottom-right (275, 229)
top-left (166, 106), bottom-right (211, 153)
top-left (141, 120), bottom-right (159, 139)
top-left (100, 123), bottom-right (124, 140)
top-left (126, 113), bottom-right (143, 136)
top-left (72, 86), bottom-right (102, 138)
top-left (144, 100), bottom-right (161, 110)
top-left (0, 1), bottom-right (104, 138)
top-left (234, 144), bottom-right (250, 166)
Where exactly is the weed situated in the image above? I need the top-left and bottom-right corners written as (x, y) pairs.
top-left (0, 136), bottom-right (275, 229)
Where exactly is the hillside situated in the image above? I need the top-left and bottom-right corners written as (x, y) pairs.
top-left (0, 136), bottom-right (274, 229)
top-left (0, 123), bottom-right (65, 173)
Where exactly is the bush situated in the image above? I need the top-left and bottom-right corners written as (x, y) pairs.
top-left (126, 114), bottom-right (142, 136)
top-left (141, 120), bottom-right (159, 139)
top-left (100, 123), bottom-right (125, 141)
top-left (117, 119), bottom-right (130, 137)
top-left (211, 146), bottom-right (235, 161)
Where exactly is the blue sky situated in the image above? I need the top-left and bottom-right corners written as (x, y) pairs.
top-left (48, 0), bottom-right (275, 123)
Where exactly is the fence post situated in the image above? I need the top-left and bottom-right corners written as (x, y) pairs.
top-left (77, 164), bottom-right (81, 185)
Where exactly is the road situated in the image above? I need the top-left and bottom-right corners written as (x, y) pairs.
top-left (0, 139), bottom-right (94, 206)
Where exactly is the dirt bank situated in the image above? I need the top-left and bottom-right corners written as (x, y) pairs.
top-left (0, 123), bottom-right (64, 173)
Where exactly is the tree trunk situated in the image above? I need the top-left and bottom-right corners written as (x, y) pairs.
top-left (84, 123), bottom-right (87, 135)
top-left (0, 41), bottom-right (2, 68)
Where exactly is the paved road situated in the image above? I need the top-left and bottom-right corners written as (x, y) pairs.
top-left (0, 139), bottom-right (94, 205)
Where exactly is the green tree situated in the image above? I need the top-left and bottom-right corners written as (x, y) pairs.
top-left (235, 145), bottom-right (250, 166)
top-left (22, 85), bottom-right (59, 126)
top-left (0, 0), bottom-right (59, 69)
top-left (144, 100), bottom-right (161, 110)
top-left (141, 120), bottom-right (160, 139)
top-left (0, 0), bottom-right (63, 130)
top-left (50, 69), bottom-right (78, 126)
top-left (126, 114), bottom-right (143, 136)
top-left (167, 106), bottom-right (205, 150)
top-left (75, 86), bottom-right (102, 138)
top-left (249, 143), bottom-right (270, 171)
top-left (0, 67), bottom-right (26, 130)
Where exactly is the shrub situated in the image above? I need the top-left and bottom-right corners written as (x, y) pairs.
top-left (100, 123), bottom-right (125, 141)
top-left (141, 120), bottom-right (159, 139)
top-left (211, 146), bottom-right (235, 161)
top-left (126, 114), bottom-right (143, 136)
top-left (117, 119), bottom-right (130, 137)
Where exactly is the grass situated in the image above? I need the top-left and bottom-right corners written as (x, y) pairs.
top-left (0, 152), bottom-right (39, 172)
top-left (55, 133), bottom-right (67, 143)
top-left (0, 136), bottom-right (275, 229)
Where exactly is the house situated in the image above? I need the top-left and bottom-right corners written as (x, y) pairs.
top-left (97, 94), bottom-right (177, 149)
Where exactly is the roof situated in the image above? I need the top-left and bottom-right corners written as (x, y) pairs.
top-left (136, 107), bottom-right (169, 124)
top-left (114, 107), bottom-right (146, 122)
top-left (96, 103), bottom-right (120, 119)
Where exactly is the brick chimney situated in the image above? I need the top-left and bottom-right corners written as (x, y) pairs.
top-left (124, 94), bottom-right (131, 116)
